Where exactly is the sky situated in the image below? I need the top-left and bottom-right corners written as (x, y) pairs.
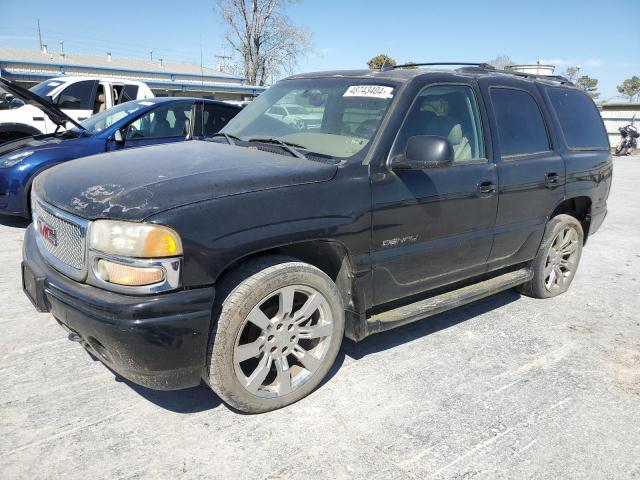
top-left (1, 0), bottom-right (638, 100)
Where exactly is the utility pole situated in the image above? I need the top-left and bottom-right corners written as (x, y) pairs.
top-left (149, 50), bottom-right (153, 62)
top-left (37, 19), bottom-right (43, 51)
top-left (214, 46), bottom-right (231, 73)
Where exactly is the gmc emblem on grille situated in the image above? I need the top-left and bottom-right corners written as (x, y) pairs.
top-left (37, 218), bottom-right (58, 247)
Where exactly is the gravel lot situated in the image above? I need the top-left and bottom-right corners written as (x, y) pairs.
top-left (1, 156), bottom-right (639, 480)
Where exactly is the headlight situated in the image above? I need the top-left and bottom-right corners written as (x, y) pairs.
top-left (89, 220), bottom-right (183, 258)
top-left (0, 150), bottom-right (33, 168)
top-left (87, 220), bottom-right (182, 292)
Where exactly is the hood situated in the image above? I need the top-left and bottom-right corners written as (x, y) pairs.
top-left (0, 78), bottom-right (86, 131)
top-left (0, 134), bottom-right (66, 157)
top-left (35, 141), bottom-right (338, 221)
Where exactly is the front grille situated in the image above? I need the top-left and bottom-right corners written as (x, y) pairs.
top-left (33, 199), bottom-right (86, 271)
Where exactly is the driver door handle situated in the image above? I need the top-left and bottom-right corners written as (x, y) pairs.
top-left (545, 171), bottom-right (560, 188)
top-left (478, 181), bottom-right (496, 195)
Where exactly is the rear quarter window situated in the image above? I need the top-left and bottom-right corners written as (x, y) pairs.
top-left (547, 88), bottom-right (609, 149)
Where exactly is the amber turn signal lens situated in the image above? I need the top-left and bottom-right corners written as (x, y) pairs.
top-left (97, 259), bottom-right (165, 286)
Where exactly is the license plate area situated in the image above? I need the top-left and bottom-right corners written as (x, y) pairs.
top-left (22, 261), bottom-right (49, 312)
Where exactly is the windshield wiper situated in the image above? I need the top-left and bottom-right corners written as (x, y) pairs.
top-left (248, 137), bottom-right (308, 160)
top-left (209, 132), bottom-right (241, 145)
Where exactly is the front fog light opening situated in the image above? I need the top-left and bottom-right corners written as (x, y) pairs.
top-left (96, 259), bottom-right (165, 287)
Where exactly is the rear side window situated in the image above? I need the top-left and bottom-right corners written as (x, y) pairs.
top-left (490, 88), bottom-right (550, 157)
top-left (547, 88), bottom-right (608, 149)
top-left (201, 104), bottom-right (240, 136)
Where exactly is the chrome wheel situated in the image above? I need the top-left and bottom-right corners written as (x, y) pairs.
top-left (544, 225), bottom-right (580, 292)
top-left (233, 285), bottom-right (334, 398)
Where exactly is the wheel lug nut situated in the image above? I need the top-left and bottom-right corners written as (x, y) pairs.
top-left (268, 335), bottom-right (275, 342)
top-left (290, 335), bottom-right (297, 342)
top-left (270, 346), bottom-right (277, 354)
top-left (287, 324), bottom-right (294, 331)
top-left (276, 324), bottom-right (284, 331)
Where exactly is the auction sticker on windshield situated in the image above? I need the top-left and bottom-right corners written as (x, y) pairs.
top-left (343, 85), bottom-right (394, 99)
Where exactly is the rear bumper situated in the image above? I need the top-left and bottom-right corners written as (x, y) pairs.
top-left (588, 207), bottom-right (607, 238)
top-left (22, 224), bottom-right (215, 390)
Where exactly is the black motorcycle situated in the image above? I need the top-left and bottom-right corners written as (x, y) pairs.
top-left (615, 124), bottom-right (639, 155)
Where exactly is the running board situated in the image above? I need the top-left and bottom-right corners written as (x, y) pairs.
top-left (366, 268), bottom-right (533, 336)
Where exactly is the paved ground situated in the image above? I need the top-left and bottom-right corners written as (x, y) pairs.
top-left (1, 156), bottom-right (639, 480)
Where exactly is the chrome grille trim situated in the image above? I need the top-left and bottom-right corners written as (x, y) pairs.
top-left (32, 195), bottom-right (89, 281)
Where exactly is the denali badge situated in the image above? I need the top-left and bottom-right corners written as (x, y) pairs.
top-left (37, 218), bottom-right (58, 247)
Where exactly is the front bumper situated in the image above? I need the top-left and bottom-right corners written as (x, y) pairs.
top-left (0, 167), bottom-right (28, 216)
top-left (22, 224), bottom-right (216, 390)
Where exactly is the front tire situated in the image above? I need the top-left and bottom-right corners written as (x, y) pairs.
top-left (206, 256), bottom-right (345, 413)
top-left (518, 214), bottom-right (584, 299)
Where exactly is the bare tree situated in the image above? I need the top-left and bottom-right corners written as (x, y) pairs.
top-left (563, 66), bottom-right (580, 83)
top-left (215, 0), bottom-right (311, 86)
top-left (487, 55), bottom-right (514, 70)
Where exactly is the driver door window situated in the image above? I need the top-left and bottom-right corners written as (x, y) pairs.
top-left (55, 80), bottom-right (98, 121)
top-left (393, 84), bottom-right (485, 162)
top-left (125, 102), bottom-right (194, 141)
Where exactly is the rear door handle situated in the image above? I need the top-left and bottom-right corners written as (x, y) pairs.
top-left (478, 181), bottom-right (496, 195)
top-left (545, 172), bottom-right (560, 187)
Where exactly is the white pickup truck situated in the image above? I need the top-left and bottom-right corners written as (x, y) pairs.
top-left (0, 76), bottom-right (154, 143)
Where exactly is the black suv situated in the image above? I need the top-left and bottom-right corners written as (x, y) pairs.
top-left (22, 64), bottom-right (612, 413)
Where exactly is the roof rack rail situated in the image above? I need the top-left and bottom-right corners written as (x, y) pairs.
top-left (493, 68), bottom-right (574, 86)
top-left (381, 62), bottom-right (494, 71)
top-left (380, 62), bottom-right (575, 86)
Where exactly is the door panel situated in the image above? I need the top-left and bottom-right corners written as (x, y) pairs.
top-left (480, 81), bottom-right (566, 270)
top-left (372, 163), bottom-right (498, 304)
top-left (371, 82), bottom-right (497, 306)
top-left (489, 154), bottom-right (565, 266)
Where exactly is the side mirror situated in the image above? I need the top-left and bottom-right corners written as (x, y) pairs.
top-left (112, 129), bottom-right (125, 144)
top-left (392, 135), bottom-right (454, 170)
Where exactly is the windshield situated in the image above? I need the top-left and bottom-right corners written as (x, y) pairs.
top-left (222, 78), bottom-right (397, 158)
top-left (30, 80), bottom-right (64, 99)
top-left (71, 100), bottom-right (149, 135)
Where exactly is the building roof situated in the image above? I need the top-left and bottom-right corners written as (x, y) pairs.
top-left (0, 48), bottom-right (243, 82)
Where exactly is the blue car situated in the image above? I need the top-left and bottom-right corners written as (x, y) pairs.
top-left (0, 78), bottom-right (241, 217)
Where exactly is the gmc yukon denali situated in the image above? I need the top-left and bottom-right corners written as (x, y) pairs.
top-left (21, 63), bottom-right (613, 413)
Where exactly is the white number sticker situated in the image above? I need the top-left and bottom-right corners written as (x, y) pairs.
top-left (343, 85), bottom-right (394, 99)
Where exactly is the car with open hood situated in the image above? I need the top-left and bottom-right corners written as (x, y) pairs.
top-left (21, 63), bottom-right (612, 413)
top-left (0, 79), bottom-right (240, 217)
top-left (0, 76), bottom-right (154, 144)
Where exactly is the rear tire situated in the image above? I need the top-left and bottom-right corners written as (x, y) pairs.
top-left (518, 214), bottom-right (584, 299)
top-left (205, 256), bottom-right (344, 413)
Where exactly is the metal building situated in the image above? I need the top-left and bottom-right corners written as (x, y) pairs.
top-left (0, 48), bottom-right (265, 101)
top-left (599, 102), bottom-right (640, 146)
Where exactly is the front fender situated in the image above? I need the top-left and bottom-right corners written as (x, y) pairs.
top-left (147, 167), bottom-right (372, 289)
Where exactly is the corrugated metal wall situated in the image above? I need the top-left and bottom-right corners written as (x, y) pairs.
top-left (600, 107), bottom-right (640, 147)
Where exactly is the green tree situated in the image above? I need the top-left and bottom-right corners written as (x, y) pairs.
top-left (367, 54), bottom-right (396, 70)
top-left (576, 75), bottom-right (600, 99)
top-left (617, 76), bottom-right (640, 102)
